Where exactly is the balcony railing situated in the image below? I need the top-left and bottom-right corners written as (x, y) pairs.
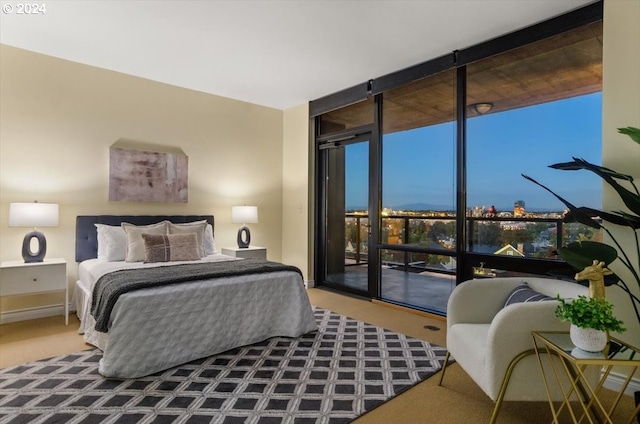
top-left (344, 212), bottom-right (602, 273)
top-left (467, 216), bottom-right (565, 257)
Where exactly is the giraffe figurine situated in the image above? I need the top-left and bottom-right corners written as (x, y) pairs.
top-left (574, 259), bottom-right (612, 299)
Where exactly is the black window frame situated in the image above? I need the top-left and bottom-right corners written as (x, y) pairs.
top-left (311, 1), bottom-right (603, 297)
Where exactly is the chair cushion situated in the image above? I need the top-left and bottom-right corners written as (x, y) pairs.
top-left (503, 283), bottom-right (553, 307)
top-left (448, 323), bottom-right (492, 396)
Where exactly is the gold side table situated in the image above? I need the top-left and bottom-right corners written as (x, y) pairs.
top-left (532, 331), bottom-right (640, 424)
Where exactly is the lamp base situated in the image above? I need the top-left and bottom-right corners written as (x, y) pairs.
top-left (22, 230), bottom-right (47, 263)
top-left (237, 225), bottom-right (251, 249)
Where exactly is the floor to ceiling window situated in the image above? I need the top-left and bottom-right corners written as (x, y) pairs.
top-left (311, 3), bottom-right (603, 315)
top-left (379, 70), bottom-right (456, 313)
top-left (465, 20), bottom-right (603, 278)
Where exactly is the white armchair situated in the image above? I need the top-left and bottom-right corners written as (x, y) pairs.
top-left (438, 277), bottom-right (589, 423)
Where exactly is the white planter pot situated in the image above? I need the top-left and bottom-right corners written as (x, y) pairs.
top-left (570, 324), bottom-right (607, 352)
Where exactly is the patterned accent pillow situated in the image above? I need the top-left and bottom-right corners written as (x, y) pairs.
top-left (504, 283), bottom-right (554, 307)
top-left (142, 233), bottom-right (201, 263)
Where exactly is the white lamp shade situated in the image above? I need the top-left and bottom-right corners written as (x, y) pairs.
top-left (9, 202), bottom-right (59, 228)
top-left (231, 206), bottom-right (258, 224)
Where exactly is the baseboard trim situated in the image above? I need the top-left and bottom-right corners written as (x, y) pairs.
top-left (604, 370), bottom-right (640, 397)
top-left (305, 280), bottom-right (316, 289)
top-left (0, 304), bottom-right (72, 325)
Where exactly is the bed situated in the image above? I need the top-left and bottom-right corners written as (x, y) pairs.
top-left (73, 215), bottom-right (318, 379)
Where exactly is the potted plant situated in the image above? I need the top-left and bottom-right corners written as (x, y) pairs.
top-left (555, 295), bottom-right (626, 352)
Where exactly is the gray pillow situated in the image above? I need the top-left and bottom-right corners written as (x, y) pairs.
top-left (165, 221), bottom-right (207, 257)
top-left (122, 221), bottom-right (167, 262)
top-left (504, 283), bottom-right (553, 307)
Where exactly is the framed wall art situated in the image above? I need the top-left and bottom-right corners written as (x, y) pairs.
top-left (109, 146), bottom-right (188, 203)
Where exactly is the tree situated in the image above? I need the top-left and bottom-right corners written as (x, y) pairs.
top-left (501, 229), bottom-right (533, 245)
top-left (478, 222), bottom-right (502, 246)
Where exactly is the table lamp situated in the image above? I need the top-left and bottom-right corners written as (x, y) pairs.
top-left (9, 201), bottom-right (59, 263)
top-left (231, 206), bottom-right (258, 248)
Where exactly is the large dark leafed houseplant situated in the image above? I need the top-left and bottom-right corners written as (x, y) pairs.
top-left (523, 126), bottom-right (640, 418)
top-left (522, 126), bottom-right (640, 327)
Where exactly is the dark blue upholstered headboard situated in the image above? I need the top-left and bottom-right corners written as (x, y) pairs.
top-left (75, 215), bottom-right (214, 262)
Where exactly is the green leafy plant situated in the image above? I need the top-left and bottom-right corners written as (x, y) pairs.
top-left (523, 126), bottom-right (640, 327)
top-left (555, 295), bottom-right (626, 333)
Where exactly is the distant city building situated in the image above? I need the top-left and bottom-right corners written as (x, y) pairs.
top-left (471, 205), bottom-right (485, 217)
top-left (514, 200), bottom-right (525, 217)
top-left (500, 221), bottom-right (527, 230)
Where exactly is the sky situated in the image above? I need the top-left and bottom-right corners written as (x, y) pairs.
top-left (345, 92), bottom-right (603, 212)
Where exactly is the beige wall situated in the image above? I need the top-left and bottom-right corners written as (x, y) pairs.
top-left (0, 44), bottom-right (284, 312)
top-left (602, 0), bottom-right (640, 350)
top-left (281, 103), bottom-right (311, 279)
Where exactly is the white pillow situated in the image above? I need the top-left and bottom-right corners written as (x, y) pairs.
top-left (205, 224), bottom-right (216, 255)
top-left (95, 224), bottom-right (127, 261)
top-left (166, 221), bottom-right (207, 258)
top-left (121, 221), bottom-right (168, 262)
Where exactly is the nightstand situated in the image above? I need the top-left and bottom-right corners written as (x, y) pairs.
top-left (0, 258), bottom-right (68, 325)
top-left (221, 246), bottom-right (267, 259)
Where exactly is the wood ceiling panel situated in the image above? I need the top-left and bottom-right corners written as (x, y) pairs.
top-left (320, 21), bottom-right (602, 136)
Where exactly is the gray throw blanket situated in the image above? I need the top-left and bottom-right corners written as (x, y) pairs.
top-left (90, 259), bottom-right (303, 333)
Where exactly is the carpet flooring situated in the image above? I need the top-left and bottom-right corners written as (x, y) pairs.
top-left (0, 308), bottom-right (448, 424)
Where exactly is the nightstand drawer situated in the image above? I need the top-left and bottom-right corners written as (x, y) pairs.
top-left (0, 260), bottom-right (66, 296)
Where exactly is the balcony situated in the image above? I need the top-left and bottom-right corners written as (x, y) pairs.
top-left (337, 212), bottom-right (600, 314)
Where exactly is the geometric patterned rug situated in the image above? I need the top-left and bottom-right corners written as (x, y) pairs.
top-left (0, 308), bottom-right (449, 424)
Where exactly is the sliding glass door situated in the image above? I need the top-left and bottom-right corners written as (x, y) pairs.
top-left (320, 133), bottom-right (374, 297)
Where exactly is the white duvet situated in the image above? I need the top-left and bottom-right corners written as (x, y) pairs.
top-left (74, 255), bottom-right (318, 378)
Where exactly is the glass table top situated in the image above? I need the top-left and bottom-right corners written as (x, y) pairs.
top-left (534, 331), bottom-right (640, 362)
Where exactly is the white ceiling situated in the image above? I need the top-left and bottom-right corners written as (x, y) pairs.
top-left (0, 0), bottom-right (595, 110)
